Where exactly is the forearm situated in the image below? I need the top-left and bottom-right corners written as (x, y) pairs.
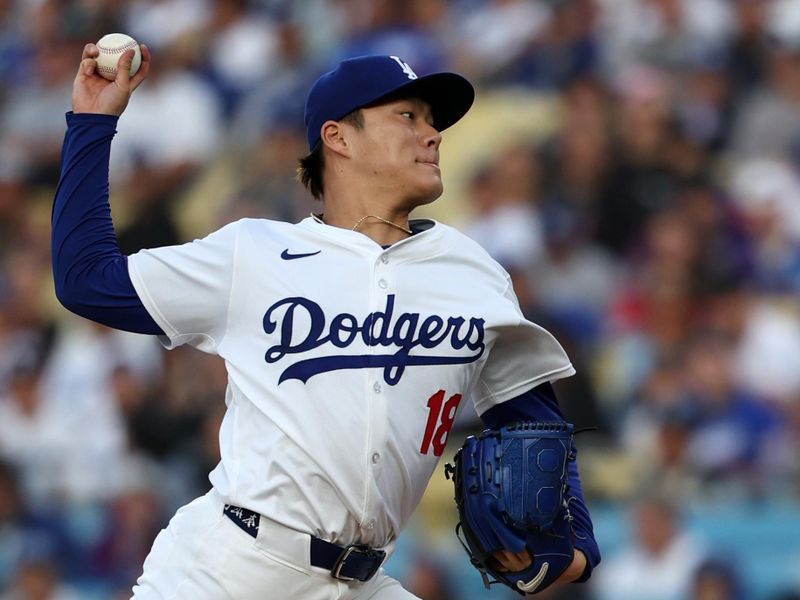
top-left (481, 383), bottom-right (602, 581)
top-left (52, 112), bottom-right (162, 334)
top-left (564, 456), bottom-right (601, 581)
top-left (557, 549), bottom-right (587, 584)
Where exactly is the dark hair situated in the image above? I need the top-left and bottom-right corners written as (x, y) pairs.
top-left (297, 109), bottom-right (364, 200)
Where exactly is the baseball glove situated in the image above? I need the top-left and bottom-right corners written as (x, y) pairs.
top-left (445, 421), bottom-right (577, 595)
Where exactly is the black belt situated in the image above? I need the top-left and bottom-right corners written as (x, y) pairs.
top-left (223, 504), bottom-right (386, 582)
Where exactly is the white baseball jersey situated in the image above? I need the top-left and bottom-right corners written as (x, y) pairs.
top-left (127, 216), bottom-right (574, 550)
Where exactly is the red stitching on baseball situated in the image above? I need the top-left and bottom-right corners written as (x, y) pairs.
top-left (97, 41), bottom-right (137, 54)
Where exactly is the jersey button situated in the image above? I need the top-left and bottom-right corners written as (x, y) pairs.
top-left (366, 519), bottom-right (376, 529)
top-left (373, 382), bottom-right (382, 394)
top-left (372, 452), bottom-right (381, 464)
top-left (381, 255), bottom-right (389, 264)
top-left (378, 279), bottom-right (388, 289)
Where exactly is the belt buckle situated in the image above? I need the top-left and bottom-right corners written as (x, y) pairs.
top-left (331, 544), bottom-right (385, 582)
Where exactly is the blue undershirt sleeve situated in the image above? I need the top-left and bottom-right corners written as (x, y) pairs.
top-left (481, 382), bottom-right (601, 582)
top-left (51, 112), bottom-right (163, 335)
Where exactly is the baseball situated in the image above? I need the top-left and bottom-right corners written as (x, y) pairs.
top-left (95, 33), bottom-right (141, 81)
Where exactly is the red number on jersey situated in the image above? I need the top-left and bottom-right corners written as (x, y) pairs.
top-left (420, 390), bottom-right (462, 456)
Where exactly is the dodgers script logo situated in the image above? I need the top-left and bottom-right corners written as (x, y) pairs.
top-left (263, 295), bottom-right (485, 385)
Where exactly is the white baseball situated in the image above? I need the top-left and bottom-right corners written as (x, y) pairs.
top-left (95, 33), bottom-right (141, 81)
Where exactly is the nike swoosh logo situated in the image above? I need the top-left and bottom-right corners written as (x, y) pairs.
top-left (281, 249), bottom-right (321, 260)
top-left (516, 562), bottom-right (549, 593)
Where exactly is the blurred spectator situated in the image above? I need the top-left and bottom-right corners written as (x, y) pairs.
top-left (86, 486), bottom-right (163, 591)
top-left (595, 208), bottom-right (697, 407)
top-left (539, 76), bottom-right (613, 239)
top-left (0, 557), bottom-right (80, 600)
top-left (124, 0), bottom-right (211, 53)
top-left (220, 124), bottom-right (312, 224)
top-left (108, 37), bottom-right (224, 252)
top-left (0, 340), bottom-right (141, 507)
top-left (675, 178), bottom-right (751, 297)
top-left (195, 0), bottom-right (282, 119)
top-left (674, 46), bottom-right (735, 151)
top-left (112, 364), bottom-right (199, 462)
top-left (450, 0), bottom-right (552, 83)
top-left (0, 246), bottom-right (55, 396)
top-left (333, 0), bottom-right (448, 76)
top-left (529, 209), bottom-right (619, 346)
top-left (599, 0), bottom-right (735, 75)
top-left (0, 0), bottom-right (33, 99)
top-left (227, 17), bottom-right (314, 148)
top-left (690, 557), bottom-right (745, 600)
top-left (682, 332), bottom-right (783, 497)
top-left (0, 460), bottom-right (69, 593)
top-left (621, 356), bottom-right (701, 498)
top-left (594, 65), bottom-right (683, 256)
top-left (730, 26), bottom-right (800, 158)
top-left (0, 355), bottom-right (66, 505)
top-left (29, 321), bottom-right (159, 505)
top-left (495, 0), bottom-right (601, 89)
top-left (464, 143), bottom-right (545, 271)
top-left (733, 298), bottom-right (800, 405)
top-left (592, 494), bottom-right (708, 600)
top-left (727, 159), bottom-right (800, 292)
top-left (0, 34), bottom-right (81, 186)
top-left (404, 554), bottom-right (457, 600)
top-left (728, 0), bottom-right (773, 92)
top-left (768, 399), bottom-right (800, 497)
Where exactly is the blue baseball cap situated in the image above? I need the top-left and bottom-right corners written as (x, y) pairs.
top-left (304, 55), bottom-right (475, 150)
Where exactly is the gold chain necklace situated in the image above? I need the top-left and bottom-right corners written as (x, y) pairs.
top-left (351, 214), bottom-right (412, 235)
top-left (310, 213), bottom-right (412, 235)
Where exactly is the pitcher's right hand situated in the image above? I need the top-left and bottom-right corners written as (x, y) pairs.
top-left (72, 42), bottom-right (151, 116)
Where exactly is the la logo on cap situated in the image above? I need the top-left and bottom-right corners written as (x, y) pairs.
top-left (390, 56), bottom-right (418, 80)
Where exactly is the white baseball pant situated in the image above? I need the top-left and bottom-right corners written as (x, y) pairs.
top-left (130, 489), bottom-right (419, 600)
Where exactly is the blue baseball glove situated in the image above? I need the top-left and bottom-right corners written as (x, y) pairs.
top-left (445, 422), bottom-right (576, 595)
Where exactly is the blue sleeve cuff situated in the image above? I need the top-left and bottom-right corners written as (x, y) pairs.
top-left (65, 111), bottom-right (120, 127)
top-left (480, 382), bottom-right (564, 427)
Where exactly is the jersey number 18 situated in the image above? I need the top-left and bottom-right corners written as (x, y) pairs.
top-left (420, 390), bottom-right (462, 457)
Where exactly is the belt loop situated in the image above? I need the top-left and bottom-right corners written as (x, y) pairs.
top-left (223, 504), bottom-right (261, 538)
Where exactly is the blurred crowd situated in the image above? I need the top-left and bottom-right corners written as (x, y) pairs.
top-left (2, 0), bottom-right (800, 598)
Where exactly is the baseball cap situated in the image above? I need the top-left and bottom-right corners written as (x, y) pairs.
top-left (304, 55), bottom-right (475, 150)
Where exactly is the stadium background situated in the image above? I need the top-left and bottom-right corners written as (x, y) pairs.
top-left (2, 0), bottom-right (800, 598)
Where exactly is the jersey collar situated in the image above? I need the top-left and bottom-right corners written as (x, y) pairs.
top-left (299, 216), bottom-right (441, 252)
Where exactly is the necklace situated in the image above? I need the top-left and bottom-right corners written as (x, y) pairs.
top-left (351, 215), bottom-right (413, 235)
top-left (310, 212), bottom-right (412, 235)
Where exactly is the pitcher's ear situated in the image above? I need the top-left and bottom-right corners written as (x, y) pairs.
top-left (321, 120), bottom-right (351, 158)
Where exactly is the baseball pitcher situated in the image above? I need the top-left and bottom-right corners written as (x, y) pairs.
top-left (52, 43), bottom-right (600, 599)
